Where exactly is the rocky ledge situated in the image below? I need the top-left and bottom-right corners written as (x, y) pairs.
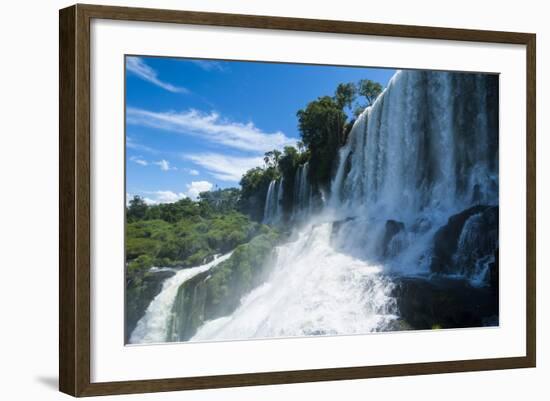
top-left (391, 276), bottom-right (498, 330)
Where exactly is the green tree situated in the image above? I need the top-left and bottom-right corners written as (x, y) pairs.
top-left (352, 80), bottom-right (383, 118)
top-left (297, 96), bottom-right (347, 187)
top-left (358, 79), bottom-right (383, 106)
top-left (239, 166), bottom-right (277, 221)
top-left (334, 82), bottom-right (357, 111)
top-left (198, 188), bottom-right (241, 214)
top-left (127, 195), bottom-right (148, 222)
top-left (263, 149), bottom-right (282, 169)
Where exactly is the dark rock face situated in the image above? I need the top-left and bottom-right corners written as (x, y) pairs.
top-left (125, 269), bottom-right (175, 343)
top-left (392, 276), bottom-right (498, 329)
top-left (430, 205), bottom-right (498, 277)
top-left (382, 220), bottom-right (405, 257)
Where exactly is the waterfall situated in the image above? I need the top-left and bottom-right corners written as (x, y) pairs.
top-left (263, 180), bottom-right (277, 223)
top-left (130, 69), bottom-right (499, 344)
top-left (263, 178), bottom-right (284, 224)
top-left (190, 70), bottom-right (497, 341)
top-left (328, 70), bottom-right (498, 277)
top-left (191, 223), bottom-right (397, 341)
top-left (277, 177), bottom-right (284, 218)
top-left (129, 253), bottom-right (232, 344)
top-left (332, 70), bottom-right (498, 215)
top-left (292, 162), bottom-right (312, 220)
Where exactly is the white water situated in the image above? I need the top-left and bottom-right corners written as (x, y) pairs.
top-left (129, 253), bottom-right (232, 344)
top-left (333, 71), bottom-right (497, 217)
top-left (291, 162), bottom-right (313, 221)
top-left (327, 70), bottom-right (498, 276)
top-left (132, 70), bottom-right (498, 343)
top-left (192, 222), bottom-right (397, 341)
top-left (191, 70), bottom-right (498, 341)
top-left (263, 178), bottom-right (284, 224)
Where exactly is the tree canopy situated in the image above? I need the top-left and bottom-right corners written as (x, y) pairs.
top-left (297, 96), bottom-right (347, 186)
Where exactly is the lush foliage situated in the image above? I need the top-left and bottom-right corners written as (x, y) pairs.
top-left (125, 189), bottom-right (265, 340)
top-left (297, 96), bottom-right (347, 186)
top-left (126, 191), bottom-right (260, 272)
top-left (127, 212), bottom-right (259, 270)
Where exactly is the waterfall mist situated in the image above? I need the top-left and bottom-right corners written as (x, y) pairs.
top-left (129, 69), bottom-right (499, 344)
top-left (191, 223), bottom-right (397, 341)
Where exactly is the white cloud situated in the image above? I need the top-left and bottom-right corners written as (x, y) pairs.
top-left (153, 159), bottom-right (175, 171)
top-left (127, 108), bottom-right (295, 153)
top-left (127, 57), bottom-right (188, 93)
top-left (185, 153), bottom-right (263, 182)
top-left (185, 168), bottom-right (200, 176)
top-left (143, 198), bottom-right (158, 205)
top-left (190, 60), bottom-right (226, 72)
top-left (135, 181), bottom-right (213, 204)
top-left (130, 156), bottom-right (148, 166)
top-left (185, 181), bottom-right (214, 200)
top-left (140, 190), bottom-right (186, 204)
top-left (156, 190), bottom-right (186, 203)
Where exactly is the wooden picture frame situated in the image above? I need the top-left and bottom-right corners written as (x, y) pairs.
top-left (59, 3), bottom-right (536, 397)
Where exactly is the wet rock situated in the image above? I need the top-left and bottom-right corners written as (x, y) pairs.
top-left (382, 220), bottom-right (405, 257)
top-left (430, 205), bottom-right (498, 276)
top-left (392, 276), bottom-right (498, 330)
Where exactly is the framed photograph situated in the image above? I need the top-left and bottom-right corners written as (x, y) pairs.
top-left (59, 4), bottom-right (536, 397)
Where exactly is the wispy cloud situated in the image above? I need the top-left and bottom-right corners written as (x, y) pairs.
top-left (126, 57), bottom-right (188, 93)
top-left (153, 159), bottom-right (176, 171)
top-left (127, 137), bottom-right (160, 154)
top-left (130, 156), bottom-right (148, 166)
top-left (127, 108), bottom-right (295, 153)
top-left (189, 60), bottom-right (226, 72)
top-left (185, 153), bottom-right (263, 182)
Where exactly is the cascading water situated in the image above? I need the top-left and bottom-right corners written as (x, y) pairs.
top-left (277, 177), bottom-right (284, 218)
top-left (191, 70), bottom-right (498, 341)
top-left (129, 253), bottom-right (232, 344)
top-left (130, 69), bottom-right (499, 344)
top-left (291, 162), bottom-right (313, 220)
top-left (329, 70), bottom-right (498, 277)
top-left (263, 178), bottom-right (284, 224)
top-left (263, 180), bottom-right (277, 223)
top-left (333, 70), bottom-right (498, 216)
top-left (191, 222), bottom-right (397, 341)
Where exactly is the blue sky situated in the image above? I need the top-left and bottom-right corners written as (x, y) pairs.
top-left (126, 56), bottom-right (395, 204)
